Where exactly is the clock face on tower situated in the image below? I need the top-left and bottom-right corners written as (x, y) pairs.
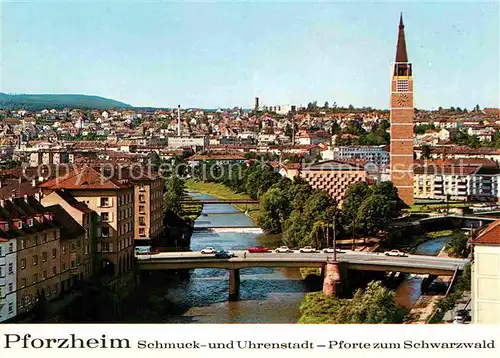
top-left (396, 93), bottom-right (411, 107)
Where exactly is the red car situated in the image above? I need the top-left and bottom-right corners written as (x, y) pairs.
top-left (247, 246), bottom-right (270, 253)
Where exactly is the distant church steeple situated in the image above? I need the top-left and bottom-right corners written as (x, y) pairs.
top-left (395, 13), bottom-right (408, 63)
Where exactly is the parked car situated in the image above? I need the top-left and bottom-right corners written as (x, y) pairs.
top-left (455, 309), bottom-right (471, 322)
top-left (275, 246), bottom-right (293, 253)
top-left (201, 247), bottom-right (217, 254)
top-left (322, 247), bottom-right (345, 254)
top-left (247, 246), bottom-right (270, 253)
top-left (384, 249), bottom-right (407, 257)
top-left (215, 250), bottom-right (235, 258)
top-left (299, 246), bottom-right (317, 253)
top-left (453, 316), bottom-right (465, 324)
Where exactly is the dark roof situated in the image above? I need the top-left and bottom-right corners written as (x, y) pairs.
top-left (45, 204), bottom-right (85, 240)
top-left (53, 190), bottom-right (93, 213)
top-left (395, 13), bottom-right (408, 62)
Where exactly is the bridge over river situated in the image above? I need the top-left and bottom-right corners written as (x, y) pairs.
top-left (137, 250), bottom-right (468, 300)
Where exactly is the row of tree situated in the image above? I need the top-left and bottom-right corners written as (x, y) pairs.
top-left (192, 160), bottom-right (404, 248)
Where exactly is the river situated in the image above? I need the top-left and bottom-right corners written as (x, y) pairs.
top-left (159, 192), bottom-right (308, 323)
top-left (151, 192), bottom-right (450, 323)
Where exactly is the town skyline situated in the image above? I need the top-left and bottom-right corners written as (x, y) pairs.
top-left (2, 1), bottom-right (498, 110)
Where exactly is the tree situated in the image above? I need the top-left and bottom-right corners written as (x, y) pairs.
top-left (446, 232), bottom-right (469, 258)
top-left (164, 176), bottom-right (185, 214)
top-left (355, 194), bottom-right (395, 236)
top-left (259, 187), bottom-right (291, 234)
top-left (341, 182), bottom-right (373, 228)
top-left (422, 144), bottom-right (431, 159)
top-left (299, 281), bottom-right (406, 323)
top-left (324, 101), bottom-right (329, 109)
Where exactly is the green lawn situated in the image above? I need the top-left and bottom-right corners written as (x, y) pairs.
top-left (406, 202), bottom-right (475, 213)
top-left (184, 179), bottom-right (261, 221)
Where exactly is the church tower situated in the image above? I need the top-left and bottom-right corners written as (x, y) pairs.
top-left (390, 14), bottom-right (414, 205)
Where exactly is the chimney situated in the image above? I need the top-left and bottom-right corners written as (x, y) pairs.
top-left (32, 179), bottom-right (36, 187)
top-left (255, 97), bottom-right (259, 110)
top-left (0, 180), bottom-right (2, 188)
top-left (177, 105), bottom-right (181, 136)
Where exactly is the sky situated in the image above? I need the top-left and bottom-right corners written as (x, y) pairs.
top-left (1, 0), bottom-right (499, 109)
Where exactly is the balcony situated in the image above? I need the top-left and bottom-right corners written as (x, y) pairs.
top-left (0, 257), bottom-right (5, 266)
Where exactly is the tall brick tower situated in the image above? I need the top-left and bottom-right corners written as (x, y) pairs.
top-left (390, 14), bottom-right (414, 205)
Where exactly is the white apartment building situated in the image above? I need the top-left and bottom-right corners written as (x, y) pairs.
top-left (0, 238), bottom-right (17, 322)
top-left (414, 165), bottom-right (499, 202)
top-left (167, 135), bottom-right (208, 150)
top-left (322, 145), bottom-right (389, 168)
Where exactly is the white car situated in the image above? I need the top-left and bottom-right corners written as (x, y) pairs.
top-left (322, 247), bottom-right (344, 254)
top-left (201, 247), bottom-right (217, 254)
top-left (275, 246), bottom-right (293, 253)
top-left (384, 249), bottom-right (407, 257)
top-left (299, 246), bottom-right (317, 253)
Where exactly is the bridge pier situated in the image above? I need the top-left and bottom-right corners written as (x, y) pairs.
top-left (228, 269), bottom-right (240, 301)
top-left (322, 261), bottom-right (347, 297)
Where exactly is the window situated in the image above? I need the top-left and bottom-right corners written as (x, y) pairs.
top-left (139, 216), bottom-right (145, 225)
top-left (52, 248), bottom-right (57, 258)
top-left (17, 221), bottom-right (23, 229)
top-left (42, 252), bottom-right (48, 262)
top-left (139, 184), bottom-right (145, 192)
top-left (20, 240), bottom-right (24, 249)
top-left (139, 205), bottom-right (145, 214)
top-left (32, 273), bottom-right (37, 284)
top-left (101, 212), bottom-right (109, 222)
top-left (139, 228), bottom-right (145, 237)
top-left (8, 302), bottom-right (13, 314)
top-left (100, 197), bottom-right (109, 207)
top-left (85, 245), bottom-right (89, 255)
top-left (21, 278), bottom-right (26, 287)
top-left (21, 259), bottom-right (26, 269)
top-left (8, 283), bottom-right (13, 292)
top-left (8, 262), bottom-right (13, 274)
top-left (0, 246), bottom-right (2, 256)
top-left (101, 227), bottom-right (110, 238)
top-left (102, 243), bottom-right (110, 252)
top-left (8, 243), bottom-right (13, 253)
top-left (32, 255), bottom-right (38, 266)
top-left (62, 245), bottom-right (66, 255)
top-left (53, 284), bottom-right (58, 294)
top-left (71, 260), bottom-right (76, 269)
top-left (62, 263), bottom-right (66, 271)
top-left (42, 234), bottom-right (47, 243)
top-left (42, 270), bottom-right (47, 280)
top-left (28, 218), bottom-right (34, 227)
top-left (52, 266), bottom-right (57, 275)
top-left (139, 194), bottom-right (145, 203)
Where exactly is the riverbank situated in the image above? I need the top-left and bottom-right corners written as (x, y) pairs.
top-left (185, 179), bottom-right (261, 222)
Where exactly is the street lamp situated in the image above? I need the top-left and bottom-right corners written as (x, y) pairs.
top-left (332, 215), bottom-right (337, 262)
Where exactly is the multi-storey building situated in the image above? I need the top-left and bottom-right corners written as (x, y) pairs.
top-left (0, 196), bottom-right (89, 320)
top-left (323, 145), bottom-right (389, 168)
top-left (390, 14), bottom-right (414, 205)
top-left (414, 163), bottom-right (499, 201)
top-left (167, 135), bottom-right (208, 151)
top-left (41, 190), bottom-right (95, 276)
top-left (0, 231), bottom-right (17, 322)
top-left (471, 220), bottom-right (500, 324)
top-left (299, 160), bottom-right (368, 204)
top-left (39, 166), bottom-right (135, 277)
top-left (128, 167), bottom-right (164, 247)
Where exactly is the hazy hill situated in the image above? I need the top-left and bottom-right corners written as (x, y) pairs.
top-left (0, 93), bottom-right (132, 110)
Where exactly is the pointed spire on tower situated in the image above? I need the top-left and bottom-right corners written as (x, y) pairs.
top-left (395, 12), bottom-right (408, 63)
